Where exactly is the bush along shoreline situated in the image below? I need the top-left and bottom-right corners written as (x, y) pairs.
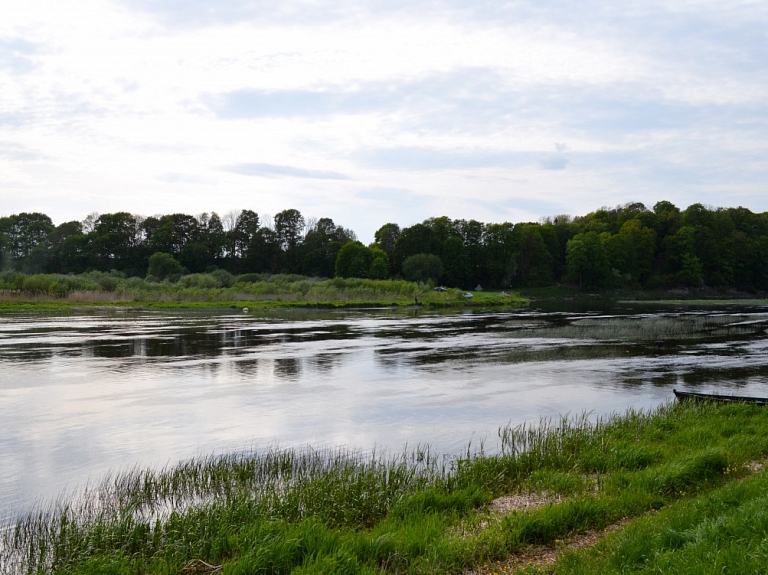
top-left (3, 401), bottom-right (768, 574)
top-left (0, 271), bottom-right (528, 310)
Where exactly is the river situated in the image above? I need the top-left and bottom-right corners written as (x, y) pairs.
top-left (2, 303), bottom-right (768, 517)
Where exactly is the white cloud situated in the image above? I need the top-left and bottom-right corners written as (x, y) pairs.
top-left (0, 0), bottom-right (767, 242)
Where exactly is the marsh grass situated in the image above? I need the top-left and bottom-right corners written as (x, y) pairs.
top-left (0, 273), bottom-right (527, 310)
top-left (512, 313), bottom-right (768, 342)
top-left (3, 402), bottom-right (768, 574)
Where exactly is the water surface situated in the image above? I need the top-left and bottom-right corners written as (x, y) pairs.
top-left (3, 304), bottom-right (768, 517)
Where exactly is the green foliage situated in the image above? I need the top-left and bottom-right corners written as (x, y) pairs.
top-left (334, 241), bottom-right (374, 278)
top-left (5, 402), bottom-right (768, 574)
top-left (147, 252), bottom-right (184, 282)
top-left (566, 231), bottom-right (611, 288)
top-left (235, 273), bottom-right (269, 283)
top-left (368, 247), bottom-right (390, 279)
top-left (402, 253), bottom-right (443, 284)
top-left (373, 223), bottom-right (401, 257)
top-left (178, 273), bottom-right (221, 288)
top-left (210, 268), bottom-right (235, 287)
top-left (5, 201), bottom-right (768, 292)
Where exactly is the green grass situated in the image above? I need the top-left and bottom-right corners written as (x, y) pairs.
top-left (528, 471), bottom-right (768, 575)
top-left (3, 402), bottom-right (768, 574)
top-left (0, 272), bottom-right (528, 311)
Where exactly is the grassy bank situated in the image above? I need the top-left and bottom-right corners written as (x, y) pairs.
top-left (3, 402), bottom-right (768, 574)
top-left (0, 272), bottom-right (527, 311)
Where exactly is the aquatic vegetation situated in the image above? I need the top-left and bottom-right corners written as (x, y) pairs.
top-left (0, 272), bottom-right (528, 309)
top-left (3, 402), bottom-right (768, 574)
top-left (507, 313), bottom-right (768, 342)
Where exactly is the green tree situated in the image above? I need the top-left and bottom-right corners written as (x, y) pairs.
top-left (145, 214), bottom-right (200, 260)
top-left (91, 212), bottom-right (144, 274)
top-left (41, 221), bottom-right (90, 274)
top-left (373, 223), bottom-right (400, 258)
top-left (299, 218), bottom-right (356, 277)
top-left (147, 252), bottom-right (184, 282)
top-left (274, 209), bottom-right (305, 251)
top-left (242, 228), bottom-right (281, 274)
top-left (182, 212), bottom-right (226, 273)
top-left (440, 235), bottom-right (470, 287)
top-left (513, 224), bottom-right (553, 287)
top-left (484, 222), bottom-right (518, 288)
top-left (402, 253), bottom-right (443, 284)
top-left (368, 247), bottom-right (390, 279)
top-left (565, 231), bottom-right (610, 289)
top-left (679, 253), bottom-right (704, 287)
top-left (458, 219), bottom-right (486, 285)
top-left (0, 212), bottom-right (54, 269)
top-left (391, 224), bottom-right (435, 275)
top-left (334, 241), bottom-right (373, 278)
top-left (274, 209), bottom-right (306, 273)
top-left (232, 210), bottom-right (260, 261)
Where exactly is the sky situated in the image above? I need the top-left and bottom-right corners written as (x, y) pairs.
top-left (1, 1), bottom-right (767, 242)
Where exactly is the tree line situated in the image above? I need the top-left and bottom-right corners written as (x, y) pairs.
top-left (2, 201), bottom-right (768, 291)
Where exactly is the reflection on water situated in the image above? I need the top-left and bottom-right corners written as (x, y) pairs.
top-left (2, 305), bottom-right (768, 516)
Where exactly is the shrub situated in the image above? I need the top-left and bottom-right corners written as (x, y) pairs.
top-left (211, 269), bottom-right (235, 287)
top-left (236, 273), bottom-right (269, 284)
top-left (179, 273), bottom-right (221, 289)
top-left (402, 254), bottom-right (443, 284)
top-left (147, 252), bottom-right (184, 282)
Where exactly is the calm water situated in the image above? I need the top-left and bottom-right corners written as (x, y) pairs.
top-left (3, 304), bottom-right (768, 517)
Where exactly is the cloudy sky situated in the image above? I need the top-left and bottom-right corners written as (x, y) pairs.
top-left (1, 1), bottom-right (767, 241)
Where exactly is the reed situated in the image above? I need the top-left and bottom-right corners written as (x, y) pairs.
top-left (513, 313), bottom-right (767, 342)
top-left (3, 402), bottom-right (766, 574)
top-left (0, 272), bottom-right (528, 309)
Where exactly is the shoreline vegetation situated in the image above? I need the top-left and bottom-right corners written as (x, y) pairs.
top-left (5, 202), bottom-right (768, 302)
top-left (3, 270), bottom-right (768, 313)
top-left (3, 402), bottom-right (768, 574)
top-left (0, 271), bottom-right (528, 311)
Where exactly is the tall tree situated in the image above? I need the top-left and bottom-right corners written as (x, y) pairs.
top-left (391, 223), bottom-right (435, 276)
top-left (334, 241), bottom-right (374, 278)
top-left (274, 209), bottom-right (305, 251)
top-left (44, 221), bottom-right (90, 274)
top-left (91, 212), bottom-right (143, 273)
top-left (484, 222), bottom-right (518, 288)
top-left (0, 212), bottom-right (54, 270)
top-left (373, 223), bottom-right (401, 258)
top-left (299, 218), bottom-right (355, 277)
top-left (565, 231), bottom-right (610, 289)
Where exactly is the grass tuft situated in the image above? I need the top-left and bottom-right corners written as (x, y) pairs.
top-left (3, 401), bottom-right (768, 574)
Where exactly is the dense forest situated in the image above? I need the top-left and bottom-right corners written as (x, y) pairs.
top-left (2, 201), bottom-right (768, 291)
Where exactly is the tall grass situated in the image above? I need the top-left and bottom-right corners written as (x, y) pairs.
top-left (4, 402), bottom-right (768, 574)
top-left (1, 446), bottom-right (450, 574)
top-left (513, 314), bottom-right (768, 341)
top-left (0, 272), bottom-right (524, 308)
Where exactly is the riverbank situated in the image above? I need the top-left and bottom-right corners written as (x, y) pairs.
top-left (3, 401), bottom-right (767, 574)
top-left (0, 273), bottom-right (528, 311)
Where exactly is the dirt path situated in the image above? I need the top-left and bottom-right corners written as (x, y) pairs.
top-left (464, 519), bottom-right (629, 574)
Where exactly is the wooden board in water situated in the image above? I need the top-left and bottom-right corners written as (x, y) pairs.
top-left (673, 388), bottom-right (768, 406)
